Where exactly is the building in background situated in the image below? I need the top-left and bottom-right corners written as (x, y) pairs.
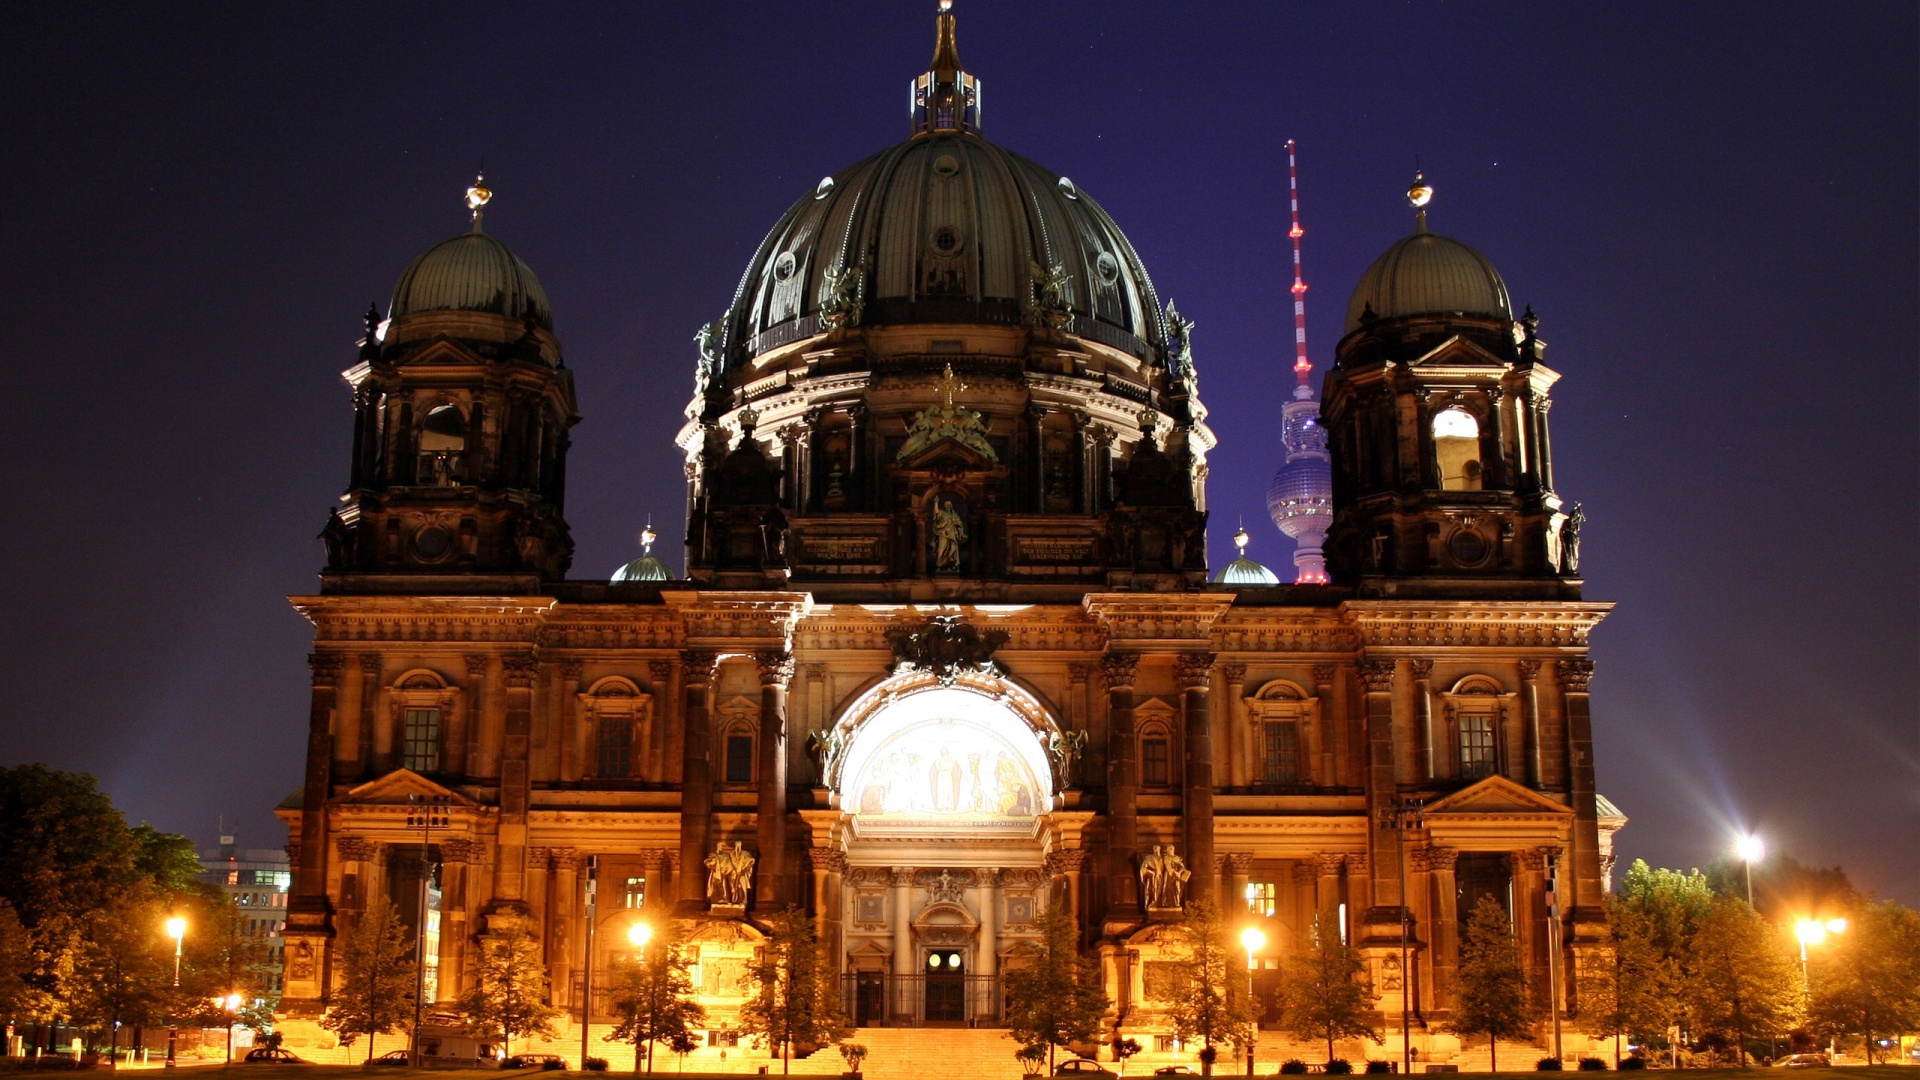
top-left (275, 5), bottom-right (1622, 1070)
top-left (199, 835), bottom-right (290, 993)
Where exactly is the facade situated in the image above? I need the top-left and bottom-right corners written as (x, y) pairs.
top-left (276, 8), bottom-right (1622, 1067)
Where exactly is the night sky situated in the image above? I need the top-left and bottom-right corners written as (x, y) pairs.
top-left (1, 3), bottom-right (1913, 903)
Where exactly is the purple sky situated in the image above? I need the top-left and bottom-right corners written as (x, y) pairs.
top-left (1, 2), bottom-right (1913, 902)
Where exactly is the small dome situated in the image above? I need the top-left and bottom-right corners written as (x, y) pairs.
top-left (1215, 555), bottom-right (1280, 587)
top-left (1345, 231), bottom-right (1510, 333)
top-left (611, 554), bottom-right (672, 583)
top-left (390, 231), bottom-right (553, 329)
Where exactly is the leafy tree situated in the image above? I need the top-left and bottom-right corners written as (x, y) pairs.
top-left (1702, 852), bottom-right (1857, 921)
top-left (324, 899), bottom-right (419, 1061)
top-left (1446, 895), bottom-right (1538, 1072)
top-left (0, 900), bottom-right (34, 1021)
top-left (605, 920), bottom-right (706, 1074)
top-left (740, 908), bottom-right (850, 1075)
top-left (459, 920), bottom-right (559, 1057)
top-left (1615, 860), bottom-right (1713, 959)
top-left (1003, 903), bottom-right (1111, 1071)
top-left (1164, 899), bottom-right (1255, 1076)
top-left (55, 884), bottom-right (175, 1058)
top-left (1807, 900), bottom-right (1920, 1064)
top-left (180, 897), bottom-right (280, 1034)
top-left (1682, 896), bottom-right (1799, 1065)
top-left (1278, 912), bottom-right (1380, 1062)
top-left (1574, 896), bottom-right (1680, 1067)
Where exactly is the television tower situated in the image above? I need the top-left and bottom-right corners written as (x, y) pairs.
top-left (1265, 139), bottom-right (1333, 584)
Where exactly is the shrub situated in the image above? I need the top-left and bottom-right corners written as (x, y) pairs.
top-left (838, 1042), bottom-right (869, 1072)
top-left (1280, 1061), bottom-right (1310, 1075)
top-left (1536, 1058), bottom-right (1564, 1070)
top-left (1618, 1058), bottom-right (1647, 1071)
top-left (1365, 1061), bottom-right (1394, 1074)
top-left (540, 1061), bottom-right (563, 1071)
top-left (1326, 1060), bottom-right (1353, 1074)
top-left (582, 1057), bottom-right (609, 1071)
top-left (1578, 1058), bottom-right (1608, 1071)
top-left (499, 1057), bottom-right (525, 1070)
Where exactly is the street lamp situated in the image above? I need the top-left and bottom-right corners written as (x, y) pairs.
top-left (628, 922), bottom-right (653, 950)
top-left (163, 916), bottom-right (186, 1069)
top-left (1735, 835), bottom-right (1764, 907)
top-left (1377, 799), bottom-right (1426, 1075)
top-left (222, 993), bottom-right (244, 1063)
top-left (406, 795), bottom-right (450, 1067)
top-left (628, 923), bottom-right (655, 1073)
top-left (1796, 919), bottom-right (1846, 1058)
top-left (1240, 927), bottom-right (1265, 1077)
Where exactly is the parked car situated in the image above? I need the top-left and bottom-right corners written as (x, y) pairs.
top-left (506, 1054), bottom-right (568, 1070)
top-left (1055, 1061), bottom-right (1117, 1077)
top-left (243, 1048), bottom-right (309, 1064)
top-left (1773, 1054), bottom-right (1830, 1069)
top-left (367, 1050), bottom-right (412, 1066)
top-left (1154, 1068), bottom-right (1201, 1076)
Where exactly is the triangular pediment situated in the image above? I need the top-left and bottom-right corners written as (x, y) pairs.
top-left (1423, 775), bottom-right (1570, 816)
top-left (1409, 334), bottom-right (1512, 370)
top-left (397, 335), bottom-right (489, 367)
top-left (339, 769), bottom-right (473, 806)
top-left (896, 436), bottom-right (997, 471)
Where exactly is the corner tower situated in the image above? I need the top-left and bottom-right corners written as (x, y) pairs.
top-left (1320, 176), bottom-right (1582, 598)
top-left (320, 180), bottom-right (579, 591)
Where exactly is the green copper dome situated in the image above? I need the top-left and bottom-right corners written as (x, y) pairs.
top-left (1345, 230), bottom-right (1510, 334)
top-left (389, 230), bottom-right (554, 329)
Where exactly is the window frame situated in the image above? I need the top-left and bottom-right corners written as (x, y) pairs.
top-left (388, 670), bottom-right (461, 776)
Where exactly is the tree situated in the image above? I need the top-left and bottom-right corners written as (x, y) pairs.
top-left (1575, 896), bottom-right (1680, 1066)
top-left (606, 921), bottom-right (706, 1074)
top-left (1683, 896), bottom-right (1800, 1065)
top-left (1278, 912), bottom-right (1379, 1063)
top-left (1611, 860), bottom-right (1715, 1063)
top-left (324, 899), bottom-right (419, 1061)
top-left (740, 908), bottom-right (850, 1075)
top-left (181, 897), bottom-right (280, 1035)
top-left (1003, 903), bottom-right (1111, 1071)
top-left (0, 900), bottom-right (33, 1022)
top-left (1164, 899), bottom-right (1255, 1076)
top-left (1807, 900), bottom-right (1920, 1064)
top-left (1446, 895), bottom-right (1537, 1072)
top-left (459, 920), bottom-right (560, 1058)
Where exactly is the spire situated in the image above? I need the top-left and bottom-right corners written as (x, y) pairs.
top-left (911, 0), bottom-right (981, 136)
top-left (1407, 167), bottom-right (1432, 233)
top-left (466, 173), bottom-right (492, 233)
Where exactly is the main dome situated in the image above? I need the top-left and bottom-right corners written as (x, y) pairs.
top-left (716, 134), bottom-right (1170, 368)
top-left (1344, 230), bottom-right (1510, 333)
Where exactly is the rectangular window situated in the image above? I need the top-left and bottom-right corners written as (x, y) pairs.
top-left (403, 708), bottom-right (441, 772)
top-left (1262, 722), bottom-right (1302, 784)
top-left (1141, 736), bottom-right (1170, 786)
top-left (1459, 715), bottom-right (1497, 779)
top-left (725, 734), bottom-right (755, 784)
top-left (1244, 881), bottom-right (1277, 917)
top-left (623, 876), bottom-right (646, 910)
top-left (596, 718), bottom-right (632, 778)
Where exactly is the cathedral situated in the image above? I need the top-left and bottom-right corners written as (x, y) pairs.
top-left (277, 6), bottom-right (1623, 1070)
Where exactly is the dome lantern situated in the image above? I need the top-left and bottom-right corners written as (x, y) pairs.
top-left (912, 0), bottom-right (981, 137)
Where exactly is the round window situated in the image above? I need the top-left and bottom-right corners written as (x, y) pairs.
top-left (1057, 176), bottom-right (1079, 199)
top-left (814, 176), bottom-right (834, 200)
top-left (1095, 251), bottom-right (1119, 286)
top-left (412, 526), bottom-right (453, 562)
top-left (932, 154), bottom-right (960, 177)
top-left (931, 226), bottom-right (963, 255)
top-left (774, 251), bottom-right (797, 281)
top-left (1449, 530), bottom-right (1489, 565)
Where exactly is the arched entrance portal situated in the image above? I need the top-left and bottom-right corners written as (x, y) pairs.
top-left (825, 672), bottom-right (1068, 1026)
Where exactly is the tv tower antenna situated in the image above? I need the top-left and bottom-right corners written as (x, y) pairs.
top-left (1266, 138), bottom-right (1333, 584)
top-left (1287, 138), bottom-right (1311, 393)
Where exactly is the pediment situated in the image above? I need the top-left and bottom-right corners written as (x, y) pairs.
top-left (1423, 775), bottom-right (1570, 816)
top-left (339, 769), bottom-right (473, 807)
top-left (398, 336), bottom-right (488, 367)
top-left (1408, 334), bottom-right (1511, 370)
top-left (896, 437), bottom-right (998, 471)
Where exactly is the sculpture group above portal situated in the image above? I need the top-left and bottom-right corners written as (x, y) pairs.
top-left (887, 614), bottom-right (1008, 686)
top-left (705, 841), bottom-right (755, 909)
top-left (1140, 845), bottom-right (1191, 910)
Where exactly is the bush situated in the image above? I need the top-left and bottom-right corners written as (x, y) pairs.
top-left (499, 1057), bottom-right (524, 1070)
top-left (539, 1061), bottom-right (563, 1072)
top-left (1365, 1061), bottom-right (1394, 1074)
top-left (1578, 1058), bottom-right (1608, 1071)
top-left (1537, 1058), bottom-right (1564, 1070)
top-left (582, 1058), bottom-right (608, 1071)
top-left (1280, 1061), bottom-right (1309, 1075)
top-left (1326, 1060), bottom-right (1353, 1075)
top-left (1618, 1058), bottom-right (1646, 1071)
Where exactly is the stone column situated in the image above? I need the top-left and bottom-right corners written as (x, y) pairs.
top-left (465, 655), bottom-right (492, 777)
top-left (1536, 397), bottom-right (1557, 492)
top-left (294, 655), bottom-right (341, 904)
top-left (550, 849), bottom-right (580, 1008)
top-left (977, 868), bottom-right (1000, 1015)
top-left (1312, 664), bottom-right (1338, 786)
top-left (557, 662), bottom-right (584, 782)
top-left (1359, 659), bottom-right (1404, 923)
top-left (1220, 664), bottom-right (1248, 787)
top-left (754, 651), bottom-right (795, 912)
top-left (802, 663), bottom-right (829, 787)
top-left (1226, 853), bottom-right (1253, 917)
top-left (1514, 849), bottom-right (1548, 981)
top-left (1519, 660), bottom-right (1544, 787)
top-left (1345, 853), bottom-right (1373, 922)
top-left (1177, 653), bottom-right (1216, 903)
top-left (1315, 853), bottom-right (1345, 924)
top-left (525, 848), bottom-right (551, 962)
top-left (1102, 653), bottom-right (1142, 920)
top-left (335, 835), bottom-right (374, 941)
top-left (809, 848), bottom-right (833, 933)
top-left (1410, 659), bottom-right (1436, 781)
top-left (333, 655), bottom-right (365, 778)
top-left (1557, 658), bottom-right (1605, 920)
top-left (493, 655), bottom-right (537, 905)
top-left (1293, 861), bottom-right (1319, 947)
top-left (1428, 847), bottom-right (1459, 1010)
top-left (1407, 845), bottom-right (1434, 1017)
top-left (1484, 386), bottom-right (1508, 490)
top-left (676, 651), bottom-right (718, 912)
top-left (1050, 850), bottom-right (1087, 930)
top-left (891, 868), bottom-right (915, 1022)
top-left (437, 839), bottom-right (476, 1002)
top-left (1068, 663), bottom-right (1095, 782)
top-left (648, 661), bottom-right (675, 784)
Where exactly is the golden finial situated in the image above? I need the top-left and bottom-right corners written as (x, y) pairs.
top-left (1234, 524), bottom-right (1251, 553)
top-left (1136, 406), bottom-right (1159, 433)
top-left (1407, 168), bottom-right (1432, 233)
top-left (466, 173), bottom-right (492, 231)
top-left (640, 520), bottom-right (657, 555)
top-left (936, 362), bottom-right (968, 407)
top-left (939, 0), bottom-right (952, 10)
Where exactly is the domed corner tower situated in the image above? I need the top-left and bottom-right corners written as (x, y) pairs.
top-left (318, 179), bottom-right (579, 592)
top-left (676, 3), bottom-right (1212, 597)
top-left (1319, 176), bottom-right (1584, 599)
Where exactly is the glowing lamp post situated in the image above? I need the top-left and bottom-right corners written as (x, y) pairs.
top-left (628, 922), bottom-right (653, 951)
top-left (222, 993), bottom-right (244, 1063)
top-left (163, 916), bottom-right (186, 1069)
top-left (1735, 834), bottom-right (1764, 906)
top-left (1240, 927), bottom-right (1266, 1076)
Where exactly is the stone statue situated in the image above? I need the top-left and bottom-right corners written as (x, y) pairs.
top-left (1140, 845), bottom-right (1190, 909)
top-left (705, 841), bottom-right (755, 907)
top-left (693, 322), bottom-right (719, 397)
top-left (1164, 299), bottom-right (1195, 374)
top-left (1027, 260), bottom-right (1071, 327)
top-left (885, 614), bottom-right (1008, 686)
top-left (1046, 729), bottom-right (1088, 788)
top-left (820, 262), bottom-right (866, 329)
top-left (805, 727), bottom-right (846, 779)
top-left (932, 497), bottom-right (966, 572)
top-left (1560, 502), bottom-right (1584, 575)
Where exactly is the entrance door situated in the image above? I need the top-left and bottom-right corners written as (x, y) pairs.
top-left (855, 972), bottom-right (884, 1027)
top-left (924, 950), bottom-right (965, 1023)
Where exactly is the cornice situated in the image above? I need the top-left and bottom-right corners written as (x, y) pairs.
top-left (1083, 593), bottom-right (1235, 650)
top-left (293, 596), bottom-right (557, 642)
top-left (660, 590), bottom-right (813, 648)
top-left (1340, 600), bottom-right (1612, 648)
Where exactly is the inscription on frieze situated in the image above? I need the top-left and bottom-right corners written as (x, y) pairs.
top-left (1017, 537), bottom-right (1095, 563)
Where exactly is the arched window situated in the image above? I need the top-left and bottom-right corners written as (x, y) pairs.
top-left (391, 670), bottom-right (456, 774)
top-left (418, 403), bottom-right (469, 487)
top-left (1433, 407), bottom-right (1482, 491)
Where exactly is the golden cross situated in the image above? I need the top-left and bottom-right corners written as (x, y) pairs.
top-left (937, 362), bottom-right (967, 406)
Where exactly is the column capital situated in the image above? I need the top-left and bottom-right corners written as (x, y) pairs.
top-left (1516, 848), bottom-right (1550, 872)
top-left (1409, 659), bottom-right (1434, 681)
top-left (1556, 657), bottom-right (1595, 692)
top-left (755, 651), bottom-right (796, 687)
top-left (681, 649), bottom-right (720, 686)
top-left (1518, 658), bottom-right (1543, 681)
top-left (648, 659), bottom-right (675, 684)
top-left (1174, 653), bottom-right (1215, 690)
top-left (1100, 652), bottom-right (1139, 688)
top-left (1344, 853), bottom-right (1370, 875)
top-left (1312, 663), bottom-right (1337, 687)
top-left (359, 653), bottom-right (384, 677)
top-left (1315, 852), bottom-right (1347, 876)
top-left (559, 660), bottom-right (584, 681)
top-left (1226, 852), bottom-right (1255, 874)
top-left (308, 653), bottom-right (345, 686)
top-left (549, 848), bottom-right (582, 872)
top-left (440, 839), bottom-right (484, 864)
top-left (1068, 662), bottom-right (1096, 685)
top-left (1359, 658), bottom-right (1396, 692)
top-left (1046, 849), bottom-right (1089, 874)
top-left (809, 848), bottom-right (847, 874)
top-left (1424, 845), bottom-right (1460, 873)
top-left (889, 866), bottom-right (917, 888)
top-left (1218, 663), bottom-right (1247, 684)
top-left (465, 653), bottom-right (490, 678)
top-left (1292, 861), bottom-right (1319, 886)
top-left (502, 654), bottom-right (539, 689)
top-left (337, 835), bottom-right (374, 860)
